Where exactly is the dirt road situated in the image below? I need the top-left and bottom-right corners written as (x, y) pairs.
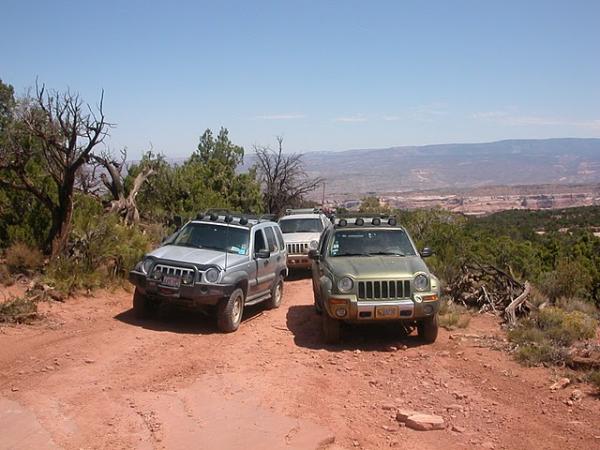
top-left (1, 277), bottom-right (599, 450)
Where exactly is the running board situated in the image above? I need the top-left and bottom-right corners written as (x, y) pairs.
top-left (245, 293), bottom-right (271, 306)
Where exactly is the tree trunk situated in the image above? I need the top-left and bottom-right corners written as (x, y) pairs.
top-left (47, 177), bottom-right (75, 258)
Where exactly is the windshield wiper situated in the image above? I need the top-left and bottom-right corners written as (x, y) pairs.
top-left (369, 251), bottom-right (406, 256)
top-left (335, 252), bottom-right (371, 257)
top-left (174, 242), bottom-right (203, 249)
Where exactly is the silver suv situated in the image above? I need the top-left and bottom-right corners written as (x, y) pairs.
top-left (278, 208), bottom-right (330, 269)
top-left (129, 213), bottom-right (288, 332)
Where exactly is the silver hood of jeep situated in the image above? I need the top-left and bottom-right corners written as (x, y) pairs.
top-left (148, 245), bottom-right (248, 269)
top-left (282, 232), bottom-right (320, 243)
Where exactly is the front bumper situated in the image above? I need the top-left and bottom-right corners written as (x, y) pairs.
top-left (128, 270), bottom-right (236, 306)
top-left (324, 292), bottom-right (440, 322)
top-left (286, 254), bottom-right (311, 268)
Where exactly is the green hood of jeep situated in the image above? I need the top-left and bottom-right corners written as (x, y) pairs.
top-left (326, 256), bottom-right (430, 279)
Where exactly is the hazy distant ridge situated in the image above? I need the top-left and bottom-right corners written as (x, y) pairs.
top-left (271, 138), bottom-right (600, 194)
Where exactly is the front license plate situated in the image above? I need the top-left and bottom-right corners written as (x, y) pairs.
top-left (375, 306), bottom-right (399, 319)
top-left (161, 275), bottom-right (181, 288)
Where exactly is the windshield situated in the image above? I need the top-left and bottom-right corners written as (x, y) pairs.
top-left (279, 218), bottom-right (323, 234)
top-left (171, 223), bottom-right (250, 255)
top-left (329, 229), bottom-right (416, 257)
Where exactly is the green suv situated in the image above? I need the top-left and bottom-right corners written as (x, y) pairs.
top-left (309, 216), bottom-right (440, 344)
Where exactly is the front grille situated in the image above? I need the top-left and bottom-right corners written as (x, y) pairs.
top-left (357, 280), bottom-right (411, 301)
top-left (153, 264), bottom-right (195, 279)
top-left (287, 242), bottom-right (309, 255)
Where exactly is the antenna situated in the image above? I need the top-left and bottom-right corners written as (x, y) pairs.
top-left (224, 215), bottom-right (233, 272)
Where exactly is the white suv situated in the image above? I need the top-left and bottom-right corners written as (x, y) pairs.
top-left (278, 208), bottom-right (330, 269)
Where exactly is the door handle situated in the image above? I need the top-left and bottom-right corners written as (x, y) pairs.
top-left (264, 260), bottom-right (269, 266)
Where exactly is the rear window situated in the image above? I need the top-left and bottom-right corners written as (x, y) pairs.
top-left (279, 218), bottom-right (323, 234)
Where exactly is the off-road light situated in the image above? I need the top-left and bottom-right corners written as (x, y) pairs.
top-left (224, 215), bottom-right (233, 223)
top-left (151, 267), bottom-right (163, 280)
top-left (388, 217), bottom-right (397, 226)
top-left (182, 272), bottom-right (194, 285)
top-left (196, 213), bottom-right (205, 220)
top-left (339, 219), bottom-right (347, 227)
top-left (205, 268), bottom-right (220, 283)
top-left (337, 277), bottom-right (354, 293)
top-left (210, 213), bottom-right (218, 221)
top-left (414, 273), bottom-right (429, 292)
top-left (309, 240), bottom-right (319, 250)
top-left (372, 217), bottom-right (381, 225)
top-left (239, 217), bottom-right (248, 225)
top-left (355, 218), bottom-right (364, 226)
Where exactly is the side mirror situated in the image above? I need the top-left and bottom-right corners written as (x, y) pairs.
top-left (420, 247), bottom-right (433, 258)
top-left (308, 249), bottom-right (321, 260)
top-left (255, 250), bottom-right (271, 259)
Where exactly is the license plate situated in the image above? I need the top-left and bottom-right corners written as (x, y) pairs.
top-left (161, 275), bottom-right (181, 288)
top-left (375, 306), bottom-right (399, 319)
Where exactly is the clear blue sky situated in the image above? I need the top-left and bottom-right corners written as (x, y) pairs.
top-left (2, 0), bottom-right (599, 158)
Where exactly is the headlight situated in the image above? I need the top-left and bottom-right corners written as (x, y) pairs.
top-left (337, 277), bottom-right (354, 293)
top-left (204, 268), bottom-right (220, 283)
top-left (136, 257), bottom-right (154, 274)
top-left (309, 240), bottom-right (319, 250)
top-left (414, 273), bottom-right (429, 292)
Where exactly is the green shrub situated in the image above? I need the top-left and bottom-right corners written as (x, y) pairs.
top-left (0, 295), bottom-right (38, 323)
top-left (43, 197), bottom-right (152, 294)
top-left (5, 242), bottom-right (44, 273)
top-left (515, 343), bottom-right (565, 366)
top-left (509, 306), bottom-right (598, 367)
top-left (537, 307), bottom-right (597, 346)
top-left (555, 297), bottom-right (599, 318)
top-left (589, 370), bottom-right (600, 391)
top-left (438, 301), bottom-right (471, 330)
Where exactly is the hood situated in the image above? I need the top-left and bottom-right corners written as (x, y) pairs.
top-left (148, 245), bottom-right (248, 269)
top-left (328, 256), bottom-right (429, 279)
top-left (282, 232), bottom-right (321, 243)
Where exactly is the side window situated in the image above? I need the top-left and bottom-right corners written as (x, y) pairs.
top-left (264, 226), bottom-right (278, 252)
top-left (254, 229), bottom-right (267, 252)
top-left (274, 226), bottom-right (285, 250)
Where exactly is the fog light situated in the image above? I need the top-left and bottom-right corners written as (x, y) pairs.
top-left (151, 268), bottom-right (163, 281)
top-left (335, 308), bottom-right (347, 318)
top-left (424, 305), bottom-right (434, 315)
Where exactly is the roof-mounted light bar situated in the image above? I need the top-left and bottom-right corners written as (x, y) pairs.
top-left (335, 216), bottom-right (399, 227)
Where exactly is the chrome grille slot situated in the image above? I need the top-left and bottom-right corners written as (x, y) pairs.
top-left (287, 242), bottom-right (309, 255)
top-left (357, 279), bottom-right (411, 301)
top-left (153, 264), bottom-right (195, 281)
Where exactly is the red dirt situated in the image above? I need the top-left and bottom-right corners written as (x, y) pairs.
top-left (1, 277), bottom-right (599, 449)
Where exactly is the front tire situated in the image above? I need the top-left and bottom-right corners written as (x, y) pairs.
top-left (217, 288), bottom-right (245, 333)
top-left (132, 288), bottom-right (158, 319)
top-left (266, 276), bottom-right (284, 309)
top-left (418, 314), bottom-right (439, 344)
top-left (322, 313), bottom-right (341, 344)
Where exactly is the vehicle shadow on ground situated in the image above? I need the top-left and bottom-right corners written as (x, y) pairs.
top-left (114, 303), bottom-right (266, 335)
top-left (286, 305), bottom-right (426, 352)
top-left (285, 269), bottom-right (312, 281)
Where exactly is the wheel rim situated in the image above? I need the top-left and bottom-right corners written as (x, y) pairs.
top-left (232, 295), bottom-right (243, 323)
top-left (274, 283), bottom-right (282, 304)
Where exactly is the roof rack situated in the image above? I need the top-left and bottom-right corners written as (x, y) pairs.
top-left (284, 207), bottom-right (323, 215)
top-left (194, 211), bottom-right (276, 227)
top-left (334, 215), bottom-right (398, 228)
